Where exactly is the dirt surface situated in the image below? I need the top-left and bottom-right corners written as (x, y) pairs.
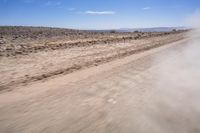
top-left (0, 26), bottom-right (178, 57)
top-left (0, 38), bottom-right (200, 133)
top-left (0, 27), bottom-right (186, 90)
top-left (0, 26), bottom-right (183, 57)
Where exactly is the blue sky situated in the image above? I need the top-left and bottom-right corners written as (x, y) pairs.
top-left (0, 0), bottom-right (200, 29)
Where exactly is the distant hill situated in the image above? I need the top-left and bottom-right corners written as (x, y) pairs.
top-left (0, 26), bottom-right (188, 36)
top-left (117, 27), bottom-right (187, 32)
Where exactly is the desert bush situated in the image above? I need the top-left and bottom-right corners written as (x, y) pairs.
top-left (134, 30), bottom-right (139, 33)
top-left (110, 30), bottom-right (116, 33)
top-left (172, 29), bottom-right (177, 32)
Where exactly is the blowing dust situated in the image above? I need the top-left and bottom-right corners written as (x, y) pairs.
top-left (143, 11), bottom-right (200, 133)
top-left (154, 10), bottom-right (200, 92)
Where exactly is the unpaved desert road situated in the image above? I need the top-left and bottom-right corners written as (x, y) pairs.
top-left (0, 38), bottom-right (200, 133)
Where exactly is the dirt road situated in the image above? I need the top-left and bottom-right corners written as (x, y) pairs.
top-left (0, 38), bottom-right (200, 133)
top-left (0, 32), bottom-right (184, 90)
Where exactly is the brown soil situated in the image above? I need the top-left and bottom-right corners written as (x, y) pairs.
top-left (0, 27), bottom-right (187, 90)
top-left (1, 38), bottom-right (199, 133)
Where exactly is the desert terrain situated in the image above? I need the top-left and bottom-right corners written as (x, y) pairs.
top-left (2, 26), bottom-right (200, 133)
top-left (0, 26), bottom-right (186, 90)
top-left (1, 26), bottom-right (200, 132)
top-left (1, 0), bottom-right (200, 132)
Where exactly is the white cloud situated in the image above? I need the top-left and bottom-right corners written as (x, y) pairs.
top-left (45, 1), bottom-right (61, 6)
top-left (142, 7), bottom-right (151, 10)
top-left (68, 8), bottom-right (75, 11)
top-left (85, 11), bottom-right (116, 15)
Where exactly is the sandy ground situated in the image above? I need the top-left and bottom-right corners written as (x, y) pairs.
top-left (0, 32), bottom-right (185, 90)
top-left (0, 38), bottom-right (200, 133)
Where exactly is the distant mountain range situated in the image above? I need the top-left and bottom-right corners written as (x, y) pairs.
top-left (116, 27), bottom-right (187, 32)
top-left (0, 26), bottom-right (188, 33)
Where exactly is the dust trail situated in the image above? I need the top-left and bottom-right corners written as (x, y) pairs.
top-left (147, 11), bottom-right (200, 132)
top-left (154, 10), bottom-right (200, 92)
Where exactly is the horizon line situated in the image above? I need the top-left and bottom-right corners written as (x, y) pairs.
top-left (0, 25), bottom-right (187, 30)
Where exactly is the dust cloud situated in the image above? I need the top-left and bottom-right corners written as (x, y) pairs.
top-left (154, 10), bottom-right (200, 91)
top-left (147, 11), bottom-right (200, 132)
top-left (152, 10), bottom-right (200, 115)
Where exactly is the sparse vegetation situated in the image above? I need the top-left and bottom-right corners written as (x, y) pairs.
top-left (172, 29), bottom-right (177, 32)
top-left (110, 30), bottom-right (117, 33)
top-left (0, 26), bottom-right (186, 57)
top-left (0, 26), bottom-right (186, 90)
top-left (134, 30), bottom-right (139, 33)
